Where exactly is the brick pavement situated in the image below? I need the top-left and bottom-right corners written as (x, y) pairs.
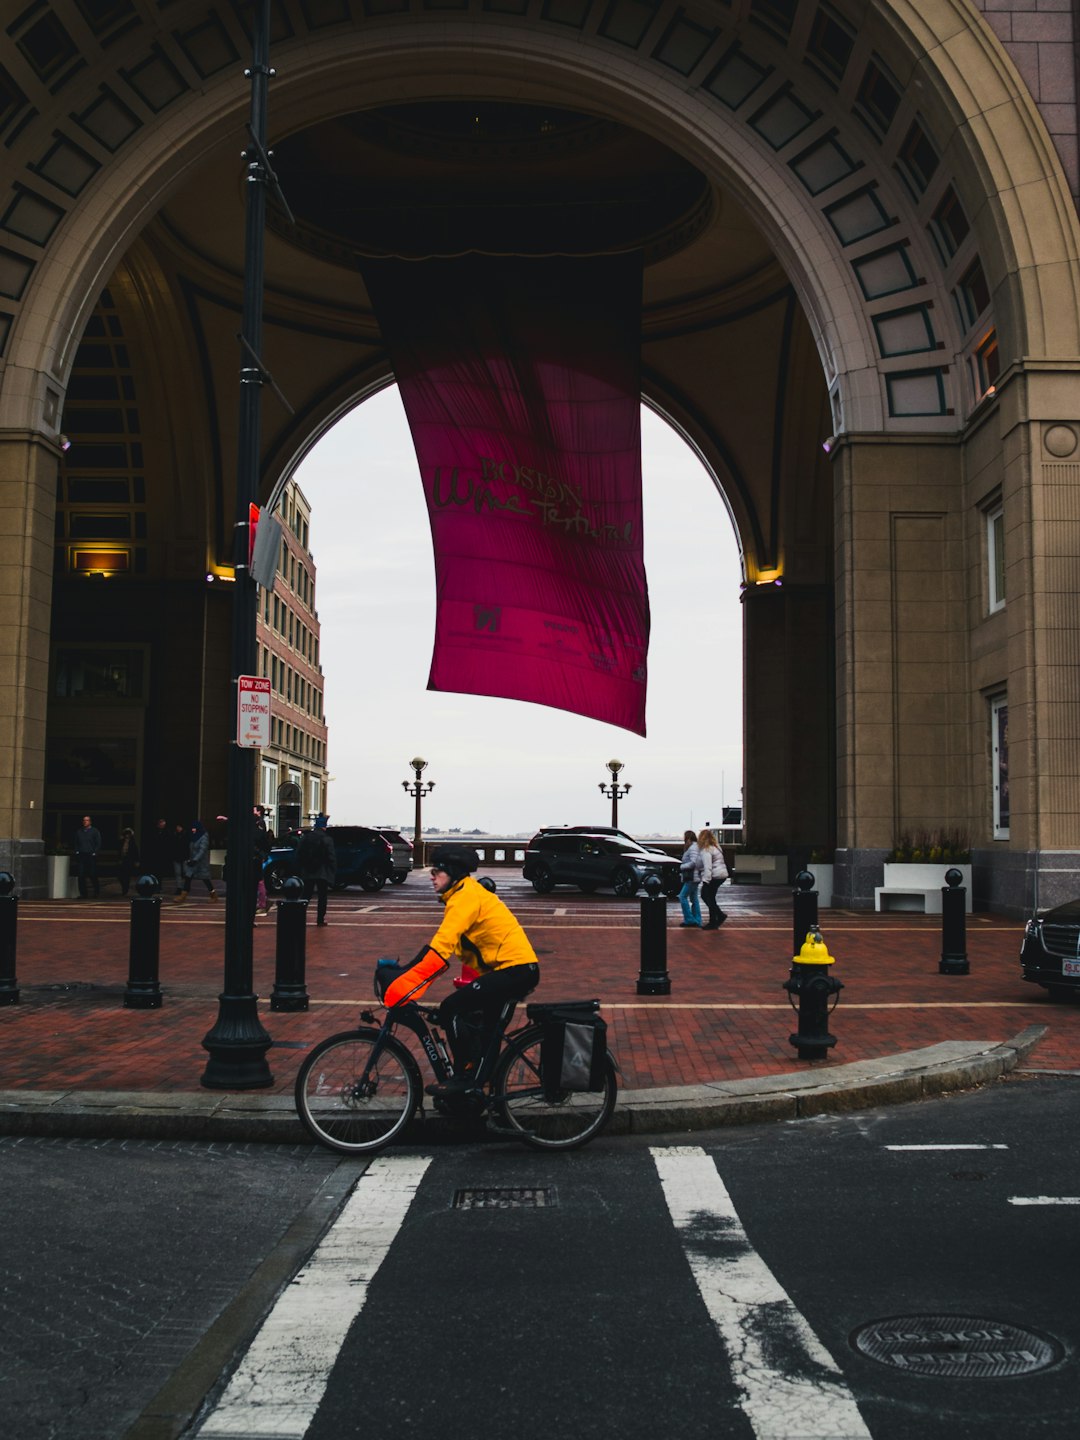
top-left (1, 879), bottom-right (1077, 1098)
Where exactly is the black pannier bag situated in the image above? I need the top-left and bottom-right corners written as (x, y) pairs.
top-left (527, 999), bottom-right (607, 1091)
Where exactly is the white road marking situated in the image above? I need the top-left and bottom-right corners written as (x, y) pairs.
top-left (884, 1144), bottom-right (1009, 1151)
top-left (651, 1146), bottom-right (871, 1440)
top-left (194, 1154), bottom-right (431, 1438)
top-left (1008, 1196), bottom-right (1080, 1206)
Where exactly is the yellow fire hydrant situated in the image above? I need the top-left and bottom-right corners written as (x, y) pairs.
top-left (783, 927), bottom-right (843, 1060)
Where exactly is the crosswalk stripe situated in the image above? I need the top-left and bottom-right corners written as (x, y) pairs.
top-left (194, 1155), bottom-right (430, 1439)
top-left (1008, 1196), bottom-right (1080, 1206)
top-left (651, 1146), bottom-right (871, 1440)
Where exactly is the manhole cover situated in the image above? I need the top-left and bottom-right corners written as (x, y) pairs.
top-left (452, 1187), bottom-right (556, 1209)
top-left (851, 1314), bottom-right (1062, 1378)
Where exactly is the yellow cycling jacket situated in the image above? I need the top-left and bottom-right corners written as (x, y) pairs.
top-left (429, 874), bottom-right (538, 972)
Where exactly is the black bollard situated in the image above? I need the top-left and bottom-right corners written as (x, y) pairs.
top-left (793, 870), bottom-right (819, 960)
top-left (271, 876), bottom-right (309, 1011)
top-left (637, 874), bottom-right (671, 995)
top-left (939, 867), bottom-right (970, 975)
top-left (0, 870), bottom-right (19, 1006)
top-left (124, 874), bottom-right (163, 1008)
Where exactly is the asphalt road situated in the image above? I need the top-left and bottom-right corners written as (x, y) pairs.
top-left (2, 1073), bottom-right (1077, 1440)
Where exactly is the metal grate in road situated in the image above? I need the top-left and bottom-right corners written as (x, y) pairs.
top-left (452, 1187), bottom-right (557, 1209)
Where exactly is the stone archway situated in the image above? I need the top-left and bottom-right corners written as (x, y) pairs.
top-left (1, 0), bottom-right (1078, 910)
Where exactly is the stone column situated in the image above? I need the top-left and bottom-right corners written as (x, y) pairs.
top-left (0, 430), bottom-right (58, 895)
top-left (742, 581), bottom-right (836, 871)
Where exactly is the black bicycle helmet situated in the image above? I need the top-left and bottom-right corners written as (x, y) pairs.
top-left (429, 844), bottom-right (479, 882)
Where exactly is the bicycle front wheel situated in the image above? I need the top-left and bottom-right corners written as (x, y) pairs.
top-left (295, 1028), bottom-right (418, 1155)
top-left (492, 1026), bottom-right (617, 1150)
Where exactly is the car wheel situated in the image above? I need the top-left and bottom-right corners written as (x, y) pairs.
top-left (391, 872), bottom-right (408, 885)
top-left (531, 864), bottom-right (556, 894)
top-left (359, 865), bottom-right (387, 892)
top-left (612, 866), bottom-right (638, 898)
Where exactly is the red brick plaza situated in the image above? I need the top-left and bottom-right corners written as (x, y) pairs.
top-left (1, 879), bottom-right (1077, 1096)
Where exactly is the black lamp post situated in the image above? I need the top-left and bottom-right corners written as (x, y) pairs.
top-left (598, 758), bottom-right (631, 828)
top-left (403, 756), bottom-right (435, 864)
top-left (200, 0), bottom-right (275, 1089)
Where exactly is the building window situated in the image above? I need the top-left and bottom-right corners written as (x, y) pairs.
top-left (973, 328), bottom-right (1000, 400)
top-left (987, 502), bottom-right (1005, 612)
top-left (990, 694), bottom-right (1009, 839)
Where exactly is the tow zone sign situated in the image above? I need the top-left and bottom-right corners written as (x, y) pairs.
top-left (238, 675), bottom-right (271, 748)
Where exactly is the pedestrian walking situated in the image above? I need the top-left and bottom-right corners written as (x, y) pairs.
top-left (678, 828), bottom-right (702, 927)
top-left (254, 809), bottom-right (272, 916)
top-left (144, 818), bottom-right (171, 893)
top-left (117, 827), bottom-right (140, 896)
top-left (173, 821), bottom-right (218, 902)
top-left (169, 822), bottom-right (188, 895)
top-left (73, 814), bottom-right (102, 898)
top-left (698, 828), bottom-right (729, 928)
top-left (296, 814), bottom-right (336, 926)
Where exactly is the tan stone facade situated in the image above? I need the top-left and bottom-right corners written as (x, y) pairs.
top-left (0, 0), bottom-right (1077, 909)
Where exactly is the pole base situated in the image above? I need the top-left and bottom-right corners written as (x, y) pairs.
top-left (201, 991), bottom-right (273, 1089)
top-left (637, 973), bottom-right (671, 995)
top-left (123, 985), bottom-right (163, 1009)
top-left (0, 987), bottom-right (19, 1006)
top-left (939, 956), bottom-right (970, 975)
top-left (270, 988), bottom-right (309, 1011)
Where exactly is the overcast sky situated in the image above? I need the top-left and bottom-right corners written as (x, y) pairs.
top-left (295, 387), bottom-right (745, 837)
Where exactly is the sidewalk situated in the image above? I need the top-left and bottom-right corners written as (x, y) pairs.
top-left (1, 879), bottom-right (1076, 1142)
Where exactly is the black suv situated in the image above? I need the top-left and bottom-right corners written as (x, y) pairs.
top-left (522, 828), bottom-right (681, 897)
top-left (265, 825), bottom-right (394, 893)
top-left (1021, 899), bottom-right (1080, 1001)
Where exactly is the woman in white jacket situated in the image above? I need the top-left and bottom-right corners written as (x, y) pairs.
top-left (697, 828), bottom-right (729, 929)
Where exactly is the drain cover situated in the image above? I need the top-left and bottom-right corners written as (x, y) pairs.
top-left (452, 1187), bottom-right (556, 1209)
top-left (851, 1314), bottom-right (1061, 1378)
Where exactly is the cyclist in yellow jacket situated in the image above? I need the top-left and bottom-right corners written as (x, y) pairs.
top-left (423, 844), bottom-right (539, 1097)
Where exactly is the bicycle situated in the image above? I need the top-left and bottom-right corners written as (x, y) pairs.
top-left (294, 959), bottom-right (618, 1154)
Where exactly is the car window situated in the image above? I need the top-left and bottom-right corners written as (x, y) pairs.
top-left (541, 836), bottom-right (574, 855)
top-left (580, 839), bottom-right (603, 856)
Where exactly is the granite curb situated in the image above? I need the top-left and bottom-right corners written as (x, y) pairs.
top-left (0, 1025), bottom-right (1047, 1144)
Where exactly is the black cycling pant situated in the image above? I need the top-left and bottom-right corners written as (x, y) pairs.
top-left (437, 964), bottom-right (539, 1077)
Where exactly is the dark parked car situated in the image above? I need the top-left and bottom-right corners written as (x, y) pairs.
top-left (375, 828), bottom-right (413, 884)
top-left (522, 828), bottom-right (681, 897)
top-left (265, 825), bottom-right (394, 893)
top-left (1021, 899), bottom-right (1080, 1001)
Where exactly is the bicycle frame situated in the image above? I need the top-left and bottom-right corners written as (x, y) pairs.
top-left (359, 997), bottom-right (524, 1100)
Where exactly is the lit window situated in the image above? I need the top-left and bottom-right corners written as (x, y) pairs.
top-left (990, 694), bottom-right (1009, 839)
top-left (987, 503), bottom-right (1005, 612)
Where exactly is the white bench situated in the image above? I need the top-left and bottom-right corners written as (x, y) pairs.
top-left (875, 886), bottom-right (945, 914)
top-left (874, 863), bottom-right (972, 914)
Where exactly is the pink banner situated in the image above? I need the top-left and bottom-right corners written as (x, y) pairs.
top-left (363, 256), bottom-right (649, 735)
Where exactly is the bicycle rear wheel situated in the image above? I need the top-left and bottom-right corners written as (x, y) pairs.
top-left (492, 1026), bottom-right (617, 1150)
top-left (295, 1028), bottom-right (418, 1155)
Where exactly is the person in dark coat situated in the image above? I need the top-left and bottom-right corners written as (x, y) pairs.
top-left (144, 818), bottom-right (171, 893)
top-left (73, 814), bottom-right (101, 898)
top-left (169, 822), bottom-right (188, 895)
top-left (296, 815), bottom-right (336, 926)
top-left (173, 821), bottom-right (218, 903)
top-left (117, 827), bottom-right (140, 896)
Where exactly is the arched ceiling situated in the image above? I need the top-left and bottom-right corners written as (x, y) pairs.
top-left (0, 0), bottom-right (1077, 450)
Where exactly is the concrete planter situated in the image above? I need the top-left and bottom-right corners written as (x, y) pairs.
top-left (734, 853), bottom-right (787, 885)
top-left (46, 854), bottom-right (70, 900)
top-left (877, 862), bottom-right (972, 913)
top-left (806, 864), bottom-right (833, 905)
